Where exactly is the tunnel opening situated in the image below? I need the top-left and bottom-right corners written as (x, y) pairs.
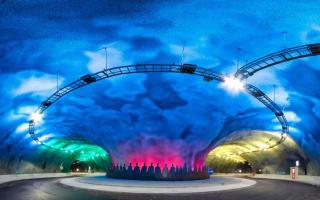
top-left (205, 130), bottom-right (308, 175)
top-left (70, 160), bottom-right (88, 172)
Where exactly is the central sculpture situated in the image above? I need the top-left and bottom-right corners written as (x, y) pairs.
top-left (106, 163), bottom-right (209, 180)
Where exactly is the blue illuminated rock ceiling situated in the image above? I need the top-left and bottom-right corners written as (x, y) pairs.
top-left (1, 0), bottom-right (320, 174)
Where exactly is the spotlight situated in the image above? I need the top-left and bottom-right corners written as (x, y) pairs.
top-left (30, 112), bottom-right (43, 122)
top-left (222, 76), bottom-right (245, 94)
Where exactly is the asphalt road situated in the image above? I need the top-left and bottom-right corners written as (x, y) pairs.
top-left (0, 177), bottom-right (319, 200)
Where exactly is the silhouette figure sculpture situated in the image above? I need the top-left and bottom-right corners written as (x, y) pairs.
top-left (162, 163), bottom-right (169, 178)
top-left (115, 164), bottom-right (120, 178)
top-left (155, 163), bottom-right (161, 179)
top-left (133, 163), bottom-right (140, 179)
top-left (140, 162), bottom-right (147, 179)
top-left (147, 163), bottom-right (155, 179)
top-left (179, 166), bottom-right (183, 177)
top-left (174, 165), bottom-right (180, 179)
top-left (183, 163), bottom-right (187, 176)
top-left (127, 163), bottom-right (133, 178)
top-left (187, 165), bottom-right (192, 176)
top-left (106, 162), bottom-right (209, 180)
top-left (170, 164), bottom-right (175, 179)
top-left (122, 163), bottom-right (127, 177)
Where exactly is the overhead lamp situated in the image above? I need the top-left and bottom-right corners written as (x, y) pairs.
top-left (222, 76), bottom-right (245, 94)
top-left (30, 112), bottom-right (43, 122)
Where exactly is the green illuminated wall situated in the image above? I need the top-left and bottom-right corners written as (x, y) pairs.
top-left (0, 138), bottom-right (111, 174)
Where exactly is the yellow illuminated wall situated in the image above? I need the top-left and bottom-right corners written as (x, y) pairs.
top-left (206, 131), bottom-right (307, 174)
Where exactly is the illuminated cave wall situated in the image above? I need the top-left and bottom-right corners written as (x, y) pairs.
top-left (206, 131), bottom-right (309, 175)
top-left (0, 135), bottom-right (110, 174)
top-left (2, 70), bottom-right (320, 174)
top-left (37, 74), bottom-right (257, 169)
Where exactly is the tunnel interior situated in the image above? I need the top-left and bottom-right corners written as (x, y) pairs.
top-left (2, 68), bottom-right (320, 177)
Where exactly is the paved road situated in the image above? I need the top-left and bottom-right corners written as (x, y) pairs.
top-left (0, 177), bottom-right (319, 200)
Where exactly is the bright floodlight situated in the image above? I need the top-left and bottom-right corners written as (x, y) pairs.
top-left (30, 112), bottom-right (43, 122)
top-left (222, 76), bottom-right (245, 94)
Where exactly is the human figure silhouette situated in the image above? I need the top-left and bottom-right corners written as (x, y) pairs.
top-left (202, 165), bottom-right (207, 174)
top-left (187, 165), bottom-right (192, 174)
top-left (170, 164), bottom-right (175, 178)
top-left (112, 164), bottom-right (117, 177)
top-left (155, 163), bottom-right (161, 179)
top-left (175, 165), bottom-right (179, 174)
top-left (115, 164), bottom-right (120, 178)
top-left (147, 163), bottom-right (155, 179)
top-left (162, 163), bottom-right (169, 178)
top-left (183, 163), bottom-right (187, 176)
top-left (127, 163), bottom-right (133, 177)
top-left (122, 163), bottom-right (127, 177)
top-left (179, 166), bottom-right (183, 177)
top-left (141, 162), bottom-right (147, 179)
top-left (202, 165), bottom-right (209, 178)
top-left (133, 163), bottom-right (140, 179)
top-left (116, 164), bottom-right (119, 171)
top-left (174, 165), bottom-right (179, 179)
top-left (106, 164), bottom-right (114, 178)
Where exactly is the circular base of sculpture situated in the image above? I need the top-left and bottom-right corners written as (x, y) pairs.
top-left (106, 164), bottom-right (210, 181)
top-left (106, 173), bottom-right (209, 181)
top-left (60, 176), bottom-right (257, 194)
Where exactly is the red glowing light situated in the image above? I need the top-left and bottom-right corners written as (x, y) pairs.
top-left (110, 135), bottom-right (206, 170)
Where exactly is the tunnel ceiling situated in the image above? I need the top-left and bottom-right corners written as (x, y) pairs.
top-left (1, 1), bottom-right (320, 175)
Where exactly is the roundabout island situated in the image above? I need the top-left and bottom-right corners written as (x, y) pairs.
top-left (60, 175), bottom-right (256, 194)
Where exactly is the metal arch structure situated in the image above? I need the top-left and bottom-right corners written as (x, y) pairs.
top-left (34, 64), bottom-right (223, 114)
top-left (28, 64), bottom-right (223, 148)
top-left (235, 43), bottom-right (320, 80)
top-left (245, 84), bottom-right (288, 145)
top-left (28, 63), bottom-right (288, 152)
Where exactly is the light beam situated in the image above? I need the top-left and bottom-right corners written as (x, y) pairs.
top-left (222, 76), bottom-right (245, 94)
top-left (30, 112), bottom-right (43, 122)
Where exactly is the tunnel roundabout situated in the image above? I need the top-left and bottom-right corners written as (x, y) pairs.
top-left (3, 1), bottom-right (320, 199)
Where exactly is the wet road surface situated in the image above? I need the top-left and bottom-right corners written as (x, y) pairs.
top-left (0, 177), bottom-right (319, 200)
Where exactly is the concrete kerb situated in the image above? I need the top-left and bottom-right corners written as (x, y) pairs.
top-left (248, 174), bottom-right (320, 187)
top-left (59, 176), bottom-right (256, 194)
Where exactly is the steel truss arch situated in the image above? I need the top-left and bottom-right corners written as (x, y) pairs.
top-left (28, 64), bottom-right (288, 152)
top-left (235, 43), bottom-right (320, 80)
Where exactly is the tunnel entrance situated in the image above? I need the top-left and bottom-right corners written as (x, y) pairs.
top-left (205, 131), bottom-right (307, 175)
top-left (70, 160), bottom-right (88, 172)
